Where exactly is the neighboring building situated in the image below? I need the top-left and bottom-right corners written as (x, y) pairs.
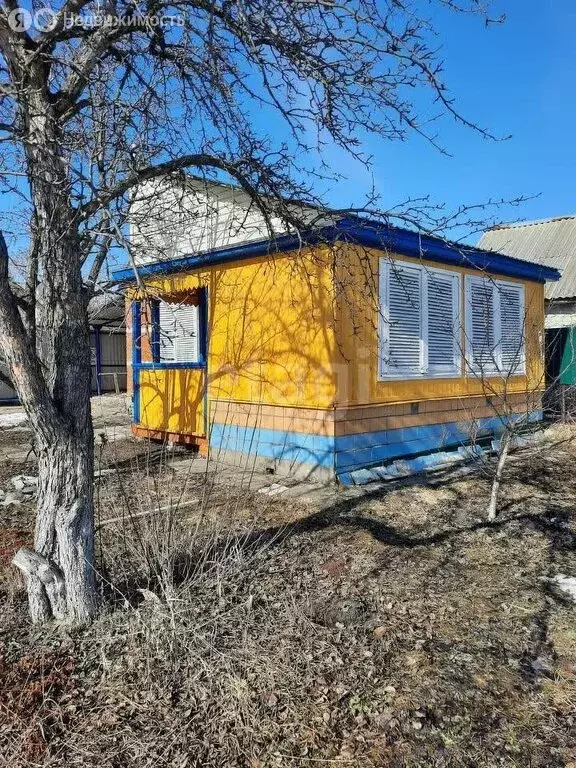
top-left (479, 216), bottom-right (576, 412)
top-left (113, 181), bottom-right (559, 484)
top-left (0, 362), bottom-right (18, 404)
top-left (88, 292), bottom-right (128, 394)
top-left (0, 291), bottom-right (127, 403)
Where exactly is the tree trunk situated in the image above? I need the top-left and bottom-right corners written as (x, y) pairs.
top-left (487, 430), bottom-right (511, 523)
top-left (22, 431), bottom-right (96, 623)
top-left (2, 79), bottom-right (99, 624)
top-left (9, 330), bottom-right (98, 624)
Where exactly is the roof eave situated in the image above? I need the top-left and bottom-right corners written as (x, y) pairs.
top-left (112, 220), bottom-right (561, 284)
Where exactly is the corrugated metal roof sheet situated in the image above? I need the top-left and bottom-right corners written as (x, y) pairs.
top-left (88, 292), bottom-right (125, 327)
top-left (479, 216), bottom-right (576, 300)
top-left (545, 313), bottom-right (576, 329)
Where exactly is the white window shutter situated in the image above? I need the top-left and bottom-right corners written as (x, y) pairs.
top-left (377, 258), bottom-right (389, 378)
top-left (379, 258), bottom-right (462, 379)
top-left (387, 263), bottom-right (422, 373)
top-left (158, 301), bottom-right (176, 362)
top-left (159, 301), bottom-right (200, 363)
top-left (173, 304), bottom-right (200, 363)
top-left (466, 277), bottom-right (497, 373)
top-left (499, 283), bottom-right (525, 374)
top-left (427, 270), bottom-right (459, 373)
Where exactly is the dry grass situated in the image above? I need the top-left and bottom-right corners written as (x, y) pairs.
top-left (1, 429), bottom-right (576, 766)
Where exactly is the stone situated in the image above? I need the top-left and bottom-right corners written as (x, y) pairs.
top-left (1, 491), bottom-right (23, 507)
top-left (550, 574), bottom-right (576, 603)
top-left (11, 475), bottom-right (38, 491)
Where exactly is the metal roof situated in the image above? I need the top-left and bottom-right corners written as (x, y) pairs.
top-left (479, 216), bottom-right (576, 300)
top-left (87, 291), bottom-right (125, 327)
top-left (113, 219), bottom-right (561, 284)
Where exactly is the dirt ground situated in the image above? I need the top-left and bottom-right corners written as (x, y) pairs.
top-left (1, 402), bottom-right (576, 767)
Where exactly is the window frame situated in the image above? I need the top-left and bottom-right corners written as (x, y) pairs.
top-left (378, 258), bottom-right (462, 381)
top-left (143, 290), bottom-right (208, 370)
top-left (464, 275), bottom-right (526, 377)
top-left (157, 299), bottom-right (201, 365)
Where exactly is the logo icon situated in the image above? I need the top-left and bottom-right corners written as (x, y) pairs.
top-left (7, 7), bottom-right (32, 32)
top-left (34, 7), bottom-right (57, 32)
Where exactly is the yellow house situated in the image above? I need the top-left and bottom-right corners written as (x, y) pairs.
top-left (113, 183), bottom-right (560, 484)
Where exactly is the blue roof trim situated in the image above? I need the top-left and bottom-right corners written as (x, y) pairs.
top-left (112, 219), bottom-right (561, 284)
top-left (112, 228), bottom-right (336, 282)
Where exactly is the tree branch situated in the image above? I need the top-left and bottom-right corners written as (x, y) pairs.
top-left (86, 231), bottom-right (112, 289)
top-left (0, 231), bottom-right (63, 442)
top-left (79, 154), bottom-right (271, 223)
top-left (55, 26), bottom-right (125, 113)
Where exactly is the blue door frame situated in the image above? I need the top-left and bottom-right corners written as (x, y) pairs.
top-left (131, 288), bottom-right (209, 434)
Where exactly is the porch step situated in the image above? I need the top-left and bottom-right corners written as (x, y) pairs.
top-left (132, 425), bottom-right (208, 454)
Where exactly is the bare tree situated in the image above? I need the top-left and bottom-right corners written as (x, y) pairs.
top-left (0, 0), bottom-right (505, 623)
top-left (460, 278), bottom-right (545, 522)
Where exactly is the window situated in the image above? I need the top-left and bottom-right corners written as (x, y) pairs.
top-left (378, 259), bottom-right (461, 378)
top-left (157, 300), bottom-right (200, 363)
top-left (465, 276), bottom-right (525, 375)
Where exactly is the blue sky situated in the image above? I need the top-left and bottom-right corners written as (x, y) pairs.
top-left (315, 0), bottom-right (576, 241)
top-left (2, 0), bottom-right (573, 253)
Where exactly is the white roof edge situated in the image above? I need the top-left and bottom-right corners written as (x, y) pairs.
top-left (545, 314), bottom-right (576, 329)
top-left (487, 214), bottom-right (576, 231)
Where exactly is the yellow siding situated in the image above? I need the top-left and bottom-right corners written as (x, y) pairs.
top-left (136, 246), bottom-right (337, 435)
top-left (334, 244), bottom-right (545, 406)
top-left (140, 368), bottom-right (206, 434)
top-left (210, 400), bottom-right (335, 436)
top-left (333, 391), bottom-right (541, 436)
top-left (132, 240), bottom-right (547, 439)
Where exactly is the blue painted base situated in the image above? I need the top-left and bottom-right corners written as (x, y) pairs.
top-left (338, 446), bottom-right (478, 486)
top-left (209, 422), bottom-right (335, 470)
top-left (334, 412), bottom-right (543, 475)
top-left (208, 411), bottom-right (544, 482)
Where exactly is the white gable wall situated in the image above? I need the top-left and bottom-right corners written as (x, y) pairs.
top-left (129, 179), bottom-right (308, 266)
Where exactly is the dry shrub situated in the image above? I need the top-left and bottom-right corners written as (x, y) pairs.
top-left (55, 508), bottom-right (364, 768)
top-left (16, 451), bottom-right (369, 767)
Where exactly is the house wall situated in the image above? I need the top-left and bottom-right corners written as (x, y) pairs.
top-left (139, 368), bottom-right (206, 435)
top-left (128, 241), bottom-right (547, 481)
top-left (544, 297), bottom-right (576, 330)
top-left (128, 245), bottom-right (339, 474)
top-left (2, 329), bottom-right (127, 404)
top-left (90, 329), bottom-right (127, 394)
top-left (534, 299), bottom-right (576, 418)
top-left (332, 244), bottom-right (545, 477)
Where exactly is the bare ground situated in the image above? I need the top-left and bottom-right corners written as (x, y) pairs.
top-left (1, 416), bottom-right (576, 767)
